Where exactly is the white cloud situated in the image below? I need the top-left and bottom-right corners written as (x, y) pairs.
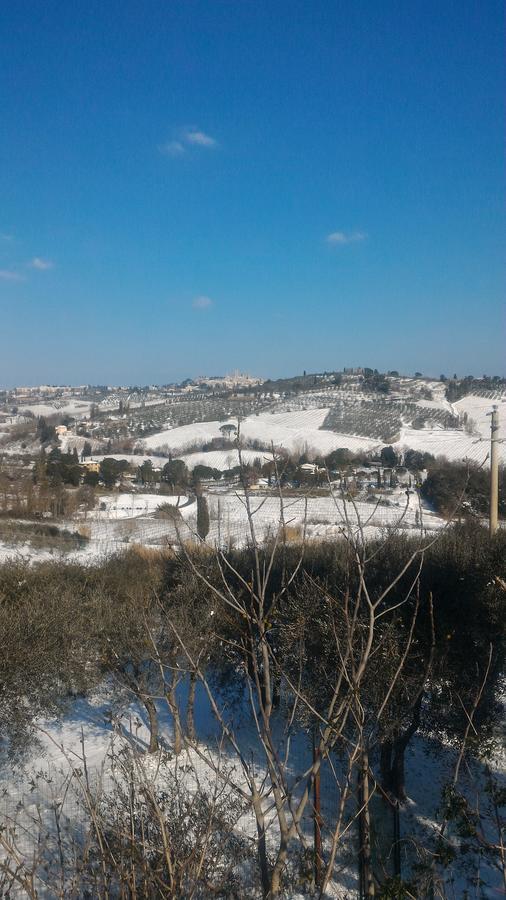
top-left (158, 140), bottom-right (185, 157)
top-left (0, 269), bottom-right (25, 281)
top-left (28, 257), bottom-right (54, 270)
top-left (192, 295), bottom-right (213, 310)
top-left (184, 129), bottom-right (218, 148)
top-left (159, 128), bottom-right (218, 158)
top-left (326, 230), bottom-right (367, 245)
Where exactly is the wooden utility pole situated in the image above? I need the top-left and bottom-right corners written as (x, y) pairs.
top-left (489, 405), bottom-right (499, 536)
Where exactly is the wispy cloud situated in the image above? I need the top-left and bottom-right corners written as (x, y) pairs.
top-left (326, 230), bottom-right (367, 245)
top-left (159, 127), bottom-right (218, 158)
top-left (183, 129), bottom-right (217, 148)
top-left (158, 140), bottom-right (185, 157)
top-left (0, 233), bottom-right (14, 242)
top-left (28, 257), bottom-right (54, 270)
top-left (0, 269), bottom-right (25, 282)
top-left (192, 295), bottom-right (213, 310)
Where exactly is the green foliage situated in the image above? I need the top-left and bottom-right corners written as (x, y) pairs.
top-left (404, 448), bottom-right (435, 471)
top-left (421, 461), bottom-right (506, 518)
top-left (380, 445), bottom-right (398, 467)
top-left (364, 372), bottom-right (390, 393)
top-left (99, 457), bottom-right (129, 488)
top-left (138, 460), bottom-right (156, 485)
top-left (193, 464), bottom-right (221, 482)
top-left (36, 416), bottom-right (56, 445)
top-left (162, 459), bottom-right (188, 487)
top-left (325, 448), bottom-right (353, 470)
top-left (378, 876), bottom-right (418, 898)
top-left (44, 447), bottom-right (82, 486)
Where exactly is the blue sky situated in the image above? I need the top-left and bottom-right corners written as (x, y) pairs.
top-left (0, 0), bottom-right (504, 386)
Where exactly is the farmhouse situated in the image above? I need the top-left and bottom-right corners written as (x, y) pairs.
top-left (81, 461), bottom-right (100, 474)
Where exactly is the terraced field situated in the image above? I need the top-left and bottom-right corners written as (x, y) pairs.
top-left (453, 393), bottom-right (506, 441)
top-left (70, 488), bottom-right (444, 557)
top-left (143, 410), bottom-right (381, 456)
top-left (394, 425), bottom-right (506, 465)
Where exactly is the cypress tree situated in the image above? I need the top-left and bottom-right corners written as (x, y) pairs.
top-left (196, 494), bottom-right (210, 541)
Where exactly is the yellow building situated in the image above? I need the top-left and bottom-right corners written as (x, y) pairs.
top-left (82, 460), bottom-right (100, 473)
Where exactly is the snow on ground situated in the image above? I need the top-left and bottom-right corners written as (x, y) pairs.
top-left (0, 537), bottom-right (108, 566)
top-left (0, 438), bottom-right (41, 455)
top-left (453, 393), bottom-right (506, 441)
top-left (412, 396), bottom-right (453, 412)
top-left (89, 492), bottom-right (190, 520)
top-left (59, 433), bottom-right (102, 453)
top-left (0, 682), bottom-right (358, 898)
top-left (395, 424), bottom-right (506, 465)
top-left (239, 409), bottom-right (381, 455)
top-left (0, 486), bottom-right (443, 566)
top-left (142, 402), bottom-right (506, 465)
top-left (144, 410), bottom-right (381, 457)
top-left (143, 419), bottom-right (229, 452)
top-left (178, 448), bottom-right (268, 470)
top-left (18, 400), bottom-right (94, 418)
top-left (199, 489), bottom-right (444, 548)
top-left (1, 676), bottom-right (503, 898)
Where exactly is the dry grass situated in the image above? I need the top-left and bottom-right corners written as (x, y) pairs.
top-left (180, 538), bottom-right (215, 556)
top-left (278, 524), bottom-right (303, 542)
top-left (127, 543), bottom-right (174, 562)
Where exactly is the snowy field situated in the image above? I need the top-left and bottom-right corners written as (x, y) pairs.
top-left (178, 447), bottom-right (270, 470)
top-left (394, 424), bottom-right (506, 465)
top-left (89, 491), bottom-right (190, 520)
top-left (18, 400), bottom-right (94, 418)
top-left (143, 400), bottom-right (506, 465)
top-left (67, 488), bottom-right (444, 561)
top-left (143, 419), bottom-right (232, 452)
top-left (143, 409), bottom-right (381, 457)
top-left (453, 393), bottom-right (506, 441)
top-left (0, 486), bottom-right (444, 567)
top-left (59, 433), bottom-right (102, 453)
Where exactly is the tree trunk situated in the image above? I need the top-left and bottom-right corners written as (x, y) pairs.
top-left (167, 678), bottom-right (183, 755)
top-left (252, 790), bottom-right (271, 899)
top-left (313, 731), bottom-right (323, 889)
top-left (390, 742), bottom-right (407, 803)
top-left (186, 671), bottom-right (197, 741)
top-left (380, 687), bottom-right (426, 802)
top-left (143, 696), bottom-right (159, 753)
top-left (359, 750), bottom-right (375, 897)
top-left (272, 671), bottom-right (281, 710)
top-left (380, 738), bottom-right (407, 802)
top-left (380, 740), bottom-right (393, 793)
top-left (269, 840), bottom-right (288, 897)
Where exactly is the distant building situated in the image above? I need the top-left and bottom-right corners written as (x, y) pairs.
top-left (82, 461), bottom-right (100, 473)
top-left (299, 463), bottom-right (325, 475)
